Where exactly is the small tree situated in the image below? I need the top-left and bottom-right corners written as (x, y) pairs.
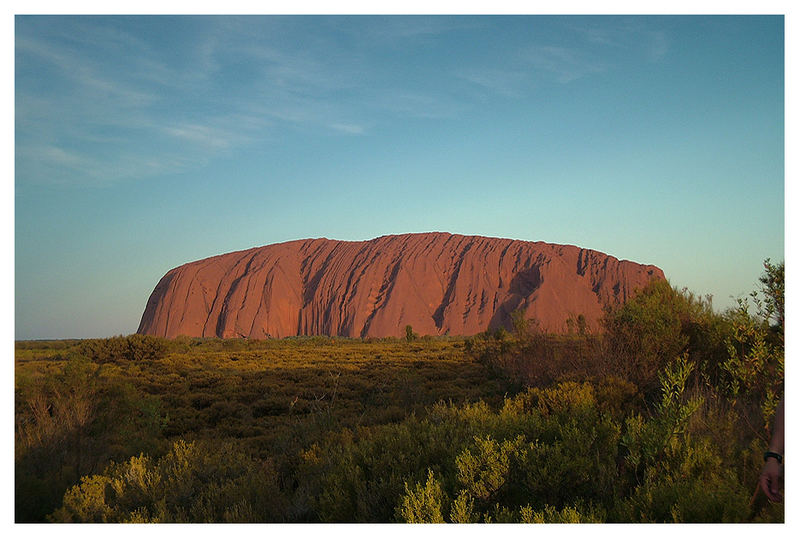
top-left (721, 260), bottom-right (784, 437)
top-left (755, 258), bottom-right (784, 336)
top-left (405, 325), bottom-right (416, 342)
top-left (510, 308), bottom-right (529, 340)
top-left (601, 280), bottom-right (688, 395)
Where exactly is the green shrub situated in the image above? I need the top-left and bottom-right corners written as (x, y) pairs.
top-left (448, 490), bottom-right (478, 523)
top-left (15, 354), bottom-right (165, 522)
top-left (456, 435), bottom-right (523, 502)
top-left (295, 380), bottom-right (624, 522)
top-left (520, 501), bottom-right (605, 523)
top-left (614, 440), bottom-right (750, 522)
top-left (602, 280), bottom-right (690, 395)
top-left (397, 469), bottom-right (448, 523)
top-left (405, 325), bottom-right (417, 342)
top-left (720, 297), bottom-right (783, 434)
top-left (79, 334), bottom-right (168, 364)
top-left (49, 439), bottom-right (286, 523)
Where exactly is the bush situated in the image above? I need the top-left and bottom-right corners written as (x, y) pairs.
top-left (15, 355), bottom-right (165, 522)
top-left (292, 359), bottom-right (776, 523)
top-left (49, 439), bottom-right (286, 523)
top-left (80, 334), bottom-right (168, 364)
top-left (601, 280), bottom-right (692, 395)
top-left (469, 279), bottom-right (734, 403)
top-left (456, 435), bottom-right (523, 502)
top-left (405, 325), bottom-right (418, 342)
top-left (295, 380), bottom-right (626, 522)
top-left (397, 469), bottom-right (448, 523)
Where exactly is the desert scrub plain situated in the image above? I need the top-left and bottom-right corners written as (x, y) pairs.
top-left (15, 262), bottom-right (784, 523)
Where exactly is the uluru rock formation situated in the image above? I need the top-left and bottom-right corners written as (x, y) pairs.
top-left (137, 233), bottom-right (664, 339)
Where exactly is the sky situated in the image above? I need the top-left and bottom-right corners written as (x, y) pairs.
top-left (13, 14), bottom-right (785, 340)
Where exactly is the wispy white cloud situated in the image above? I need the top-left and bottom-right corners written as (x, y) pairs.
top-left (15, 17), bottom-right (509, 190)
top-left (568, 18), bottom-right (670, 63)
top-left (17, 139), bottom-right (194, 188)
top-left (456, 44), bottom-right (607, 94)
top-left (38, 145), bottom-right (86, 167)
top-left (455, 18), bottom-right (671, 98)
top-left (370, 89), bottom-right (465, 120)
top-left (346, 16), bottom-right (480, 45)
top-left (163, 124), bottom-right (232, 149)
top-left (17, 17), bottom-right (396, 189)
top-left (455, 67), bottom-right (530, 98)
top-left (16, 35), bottom-right (159, 108)
top-left (232, 43), bottom-right (357, 93)
top-left (329, 123), bottom-right (366, 135)
top-left (647, 31), bottom-right (669, 62)
top-left (15, 28), bottom-right (248, 186)
top-left (16, 16), bottom-right (675, 189)
top-left (521, 45), bottom-right (608, 84)
top-left (565, 19), bottom-right (629, 48)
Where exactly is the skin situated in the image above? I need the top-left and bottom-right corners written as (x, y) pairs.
top-left (759, 398), bottom-right (784, 503)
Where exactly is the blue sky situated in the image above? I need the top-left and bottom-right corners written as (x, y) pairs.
top-left (14, 15), bottom-right (784, 339)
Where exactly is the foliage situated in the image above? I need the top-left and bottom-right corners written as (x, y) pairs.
top-left (756, 258), bottom-right (784, 334)
top-left (80, 334), bottom-right (168, 364)
top-left (16, 338), bottom-right (500, 522)
top-left (472, 279), bottom-right (734, 400)
top-left (520, 501), bottom-right (604, 523)
top-left (602, 280), bottom-right (712, 396)
top-left (397, 469), bottom-right (448, 523)
top-left (295, 369), bottom-right (776, 523)
top-left (456, 435), bottom-right (522, 501)
top-left (15, 352), bottom-right (166, 522)
top-left (405, 325), bottom-right (418, 342)
top-left (295, 380), bottom-right (622, 522)
top-left (719, 297), bottom-right (784, 442)
top-left (50, 439), bottom-right (286, 522)
top-left (18, 260), bottom-right (784, 523)
top-left (565, 313), bottom-right (589, 336)
top-left (613, 357), bottom-right (752, 522)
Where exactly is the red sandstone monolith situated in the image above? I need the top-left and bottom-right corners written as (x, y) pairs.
top-left (137, 232), bottom-right (664, 338)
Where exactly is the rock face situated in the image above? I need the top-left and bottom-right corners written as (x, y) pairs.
top-left (137, 233), bottom-right (664, 339)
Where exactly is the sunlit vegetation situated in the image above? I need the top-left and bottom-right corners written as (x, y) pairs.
top-left (15, 261), bottom-right (783, 523)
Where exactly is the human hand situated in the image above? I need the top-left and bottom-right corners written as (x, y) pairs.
top-left (759, 458), bottom-right (783, 502)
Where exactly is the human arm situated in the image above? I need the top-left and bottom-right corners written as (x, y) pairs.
top-left (759, 398), bottom-right (784, 502)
